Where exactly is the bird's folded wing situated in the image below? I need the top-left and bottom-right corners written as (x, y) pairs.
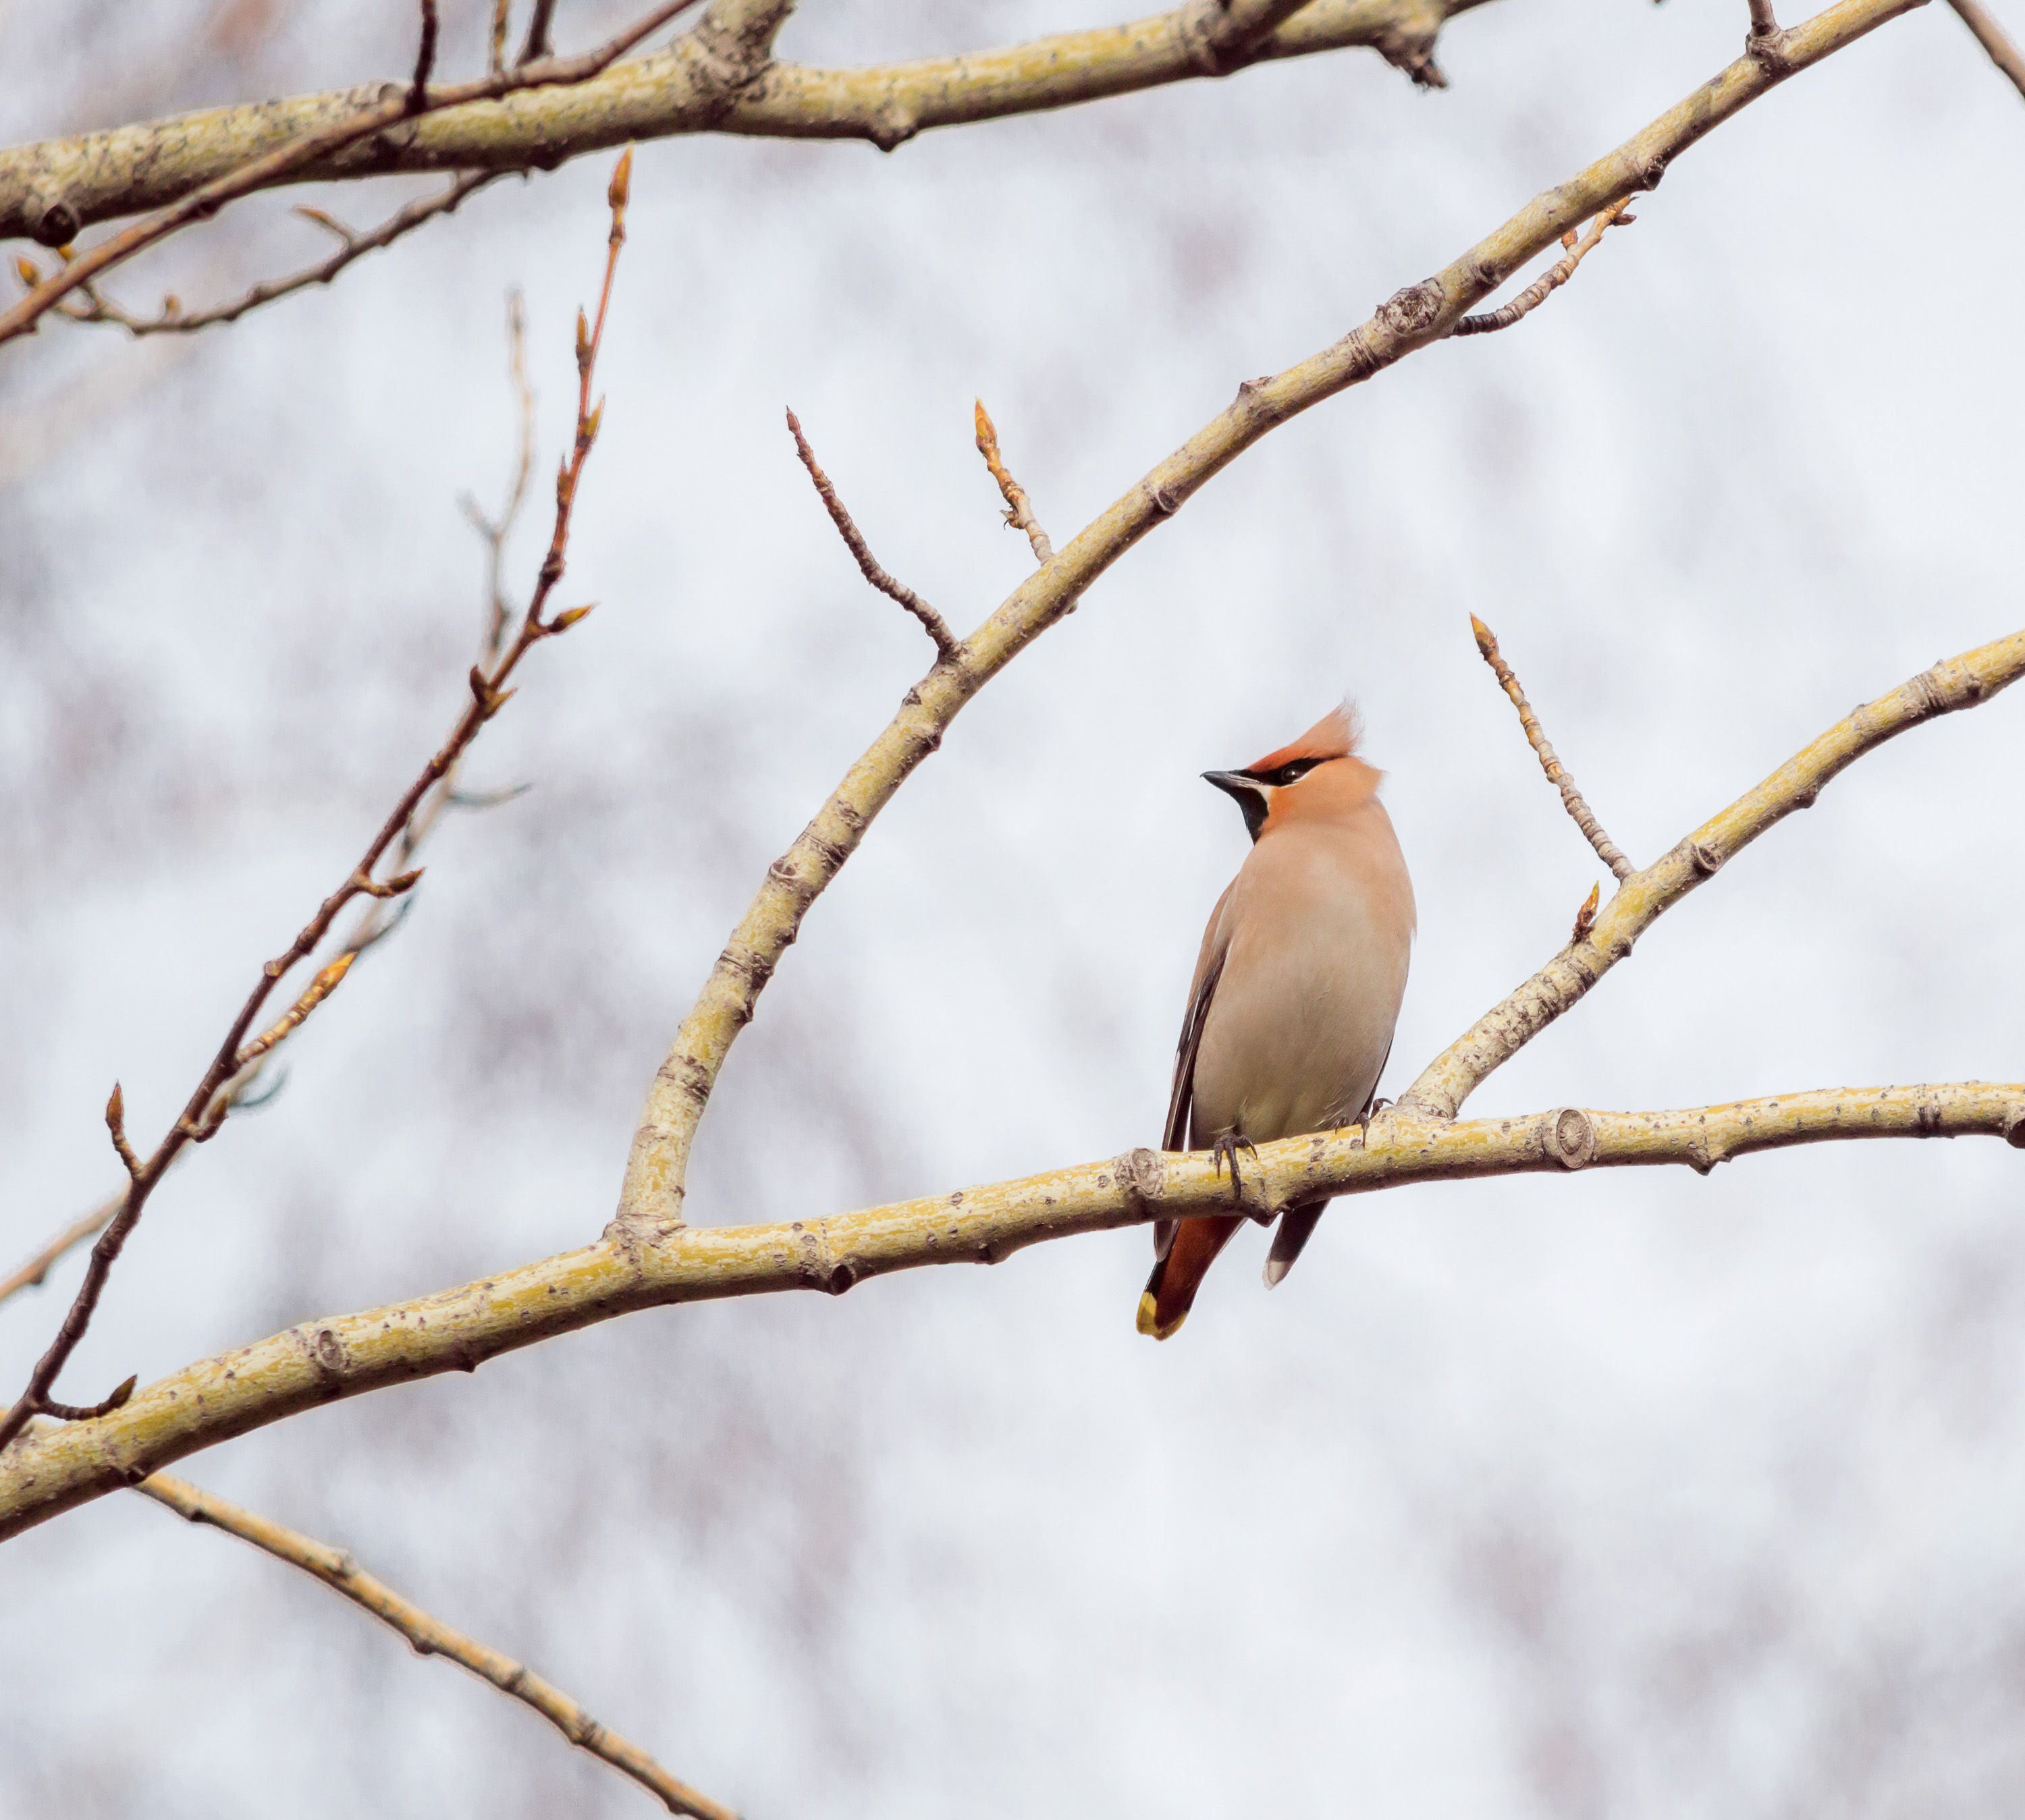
top-left (1156, 930), bottom-right (1226, 1261)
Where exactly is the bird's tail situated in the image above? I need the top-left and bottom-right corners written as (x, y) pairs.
top-left (1263, 1197), bottom-right (1332, 1288)
top-left (1137, 1214), bottom-right (1244, 1340)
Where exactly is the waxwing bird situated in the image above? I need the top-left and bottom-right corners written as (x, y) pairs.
top-left (1137, 705), bottom-right (1415, 1340)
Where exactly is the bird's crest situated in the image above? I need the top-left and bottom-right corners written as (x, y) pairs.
top-left (1247, 702), bottom-right (1361, 774)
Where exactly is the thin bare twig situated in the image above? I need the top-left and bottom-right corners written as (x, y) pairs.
top-left (1946, 0), bottom-right (2025, 99)
top-left (411, 0), bottom-right (442, 111)
top-left (1471, 615), bottom-right (1633, 881)
top-left (35, 172), bottom-right (507, 338)
top-left (0, 149), bottom-right (637, 1457)
top-left (0, 1195), bottom-right (122, 1308)
top-left (1, 295), bottom-right (537, 1320)
top-left (490, 0), bottom-right (514, 73)
top-left (136, 1471), bottom-right (736, 1819)
top-left (0, 0), bottom-right (695, 348)
top-left (784, 408), bottom-right (961, 660)
top-left (1452, 200), bottom-right (1634, 337)
top-left (973, 400), bottom-right (1054, 565)
top-left (519, 0), bottom-right (561, 64)
top-left (462, 292), bottom-right (539, 657)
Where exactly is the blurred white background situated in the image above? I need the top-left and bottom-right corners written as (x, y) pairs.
top-left (3, 1), bottom-right (2024, 1813)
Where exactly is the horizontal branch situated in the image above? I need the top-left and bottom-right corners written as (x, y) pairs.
top-left (3, 1081), bottom-right (2020, 1539)
top-left (609, 0), bottom-right (1927, 1235)
top-left (0, 0), bottom-right (1496, 241)
top-left (138, 1472), bottom-right (736, 1818)
top-left (1398, 623), bottom-right (2025, 1122)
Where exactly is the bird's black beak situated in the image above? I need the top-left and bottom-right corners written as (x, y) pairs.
top-left (1202, 769), bottom-right (1270, 843)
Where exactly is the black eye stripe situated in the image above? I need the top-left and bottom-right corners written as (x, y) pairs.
top-left (1245, 757), bottom-right (1326, 788)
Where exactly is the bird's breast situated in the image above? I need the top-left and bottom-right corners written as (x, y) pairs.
top-left (1189, 818), bottom-right (1413, 1149)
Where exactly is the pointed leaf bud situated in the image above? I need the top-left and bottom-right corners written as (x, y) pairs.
top-left (1571, 882), bottom-right (1601, 944)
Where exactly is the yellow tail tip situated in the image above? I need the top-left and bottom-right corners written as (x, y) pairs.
top-left (1136, 1292), bottom-right (1185, 1341)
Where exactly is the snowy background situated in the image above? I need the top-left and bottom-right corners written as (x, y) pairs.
top-left (3, 0), bottom-right (2024, 1813)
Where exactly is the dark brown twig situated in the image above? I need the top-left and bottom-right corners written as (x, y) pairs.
top-left (37, 172), bottom-right (506, 339)
top-left (519, 0), bottom-right (561, 64)
top-left (41, 1378), bottom-right (136, 1423)
top-left (0, 148), bottom-right (637, 1457)
top-left (1451, 200), bottom-right (1634, 337)
top-left (0, 0), bottom-right (694, 347)
top-left (973, 399), bottom-right (1054, 565)
top-left (410, 0), bottom-right (442, 111)
top-left (1470, 615), bottom-right (1633, 881)
top-left (784, 408), bottom-right (961, 661)
top-left (1946, 0), bottom-right (2025, 99)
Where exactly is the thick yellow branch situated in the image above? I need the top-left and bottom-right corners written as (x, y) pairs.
top-left (0, 1), bottom-right (1493, 241)
top-left (136, 1472), bottom-right (736, 1819)
top-left (1397, 626), bottom-right (2025, 1121)
top-left (3, 1082), bottom-right (2019, 1541)
top-left (610, 0), bottom-right (1930, 1236)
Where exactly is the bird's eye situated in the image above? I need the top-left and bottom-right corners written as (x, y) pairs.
top-left (1264, 759), bottom-right (1321, 787)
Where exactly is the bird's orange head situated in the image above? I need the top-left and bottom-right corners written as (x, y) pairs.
top-left (1202, 703), bottom-right (1382, 841)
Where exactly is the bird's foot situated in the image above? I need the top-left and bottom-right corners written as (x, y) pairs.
top-left (1210, 1131), bottom-right (1261, 1206)
top-left (1355, 1098), bottom-right (1395, 1147)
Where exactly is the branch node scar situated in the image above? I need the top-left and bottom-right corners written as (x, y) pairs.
top-left (1543, 1107), bottom-right (1597, 1170)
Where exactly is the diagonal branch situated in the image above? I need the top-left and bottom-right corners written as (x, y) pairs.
top-left (608, 0), bottom-right (1928, 1240)
top-left (0, 151), bottom-right (635, 1457)
top-left (1397, 624), bottom-right (2025, 1122)
top-left (1470, 615), bottom-right (1632, 879)
top-left (7, 1075), bottom-right (2023, 1539)
top-left (784, 408), bottom-right (961, 660)
top-left (136, 1471), bottom-right (737, 1819)
top-left (1945, 0), bottom-right (2025, 98)
top-left (0, 0), bottom-right (1503, 242)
